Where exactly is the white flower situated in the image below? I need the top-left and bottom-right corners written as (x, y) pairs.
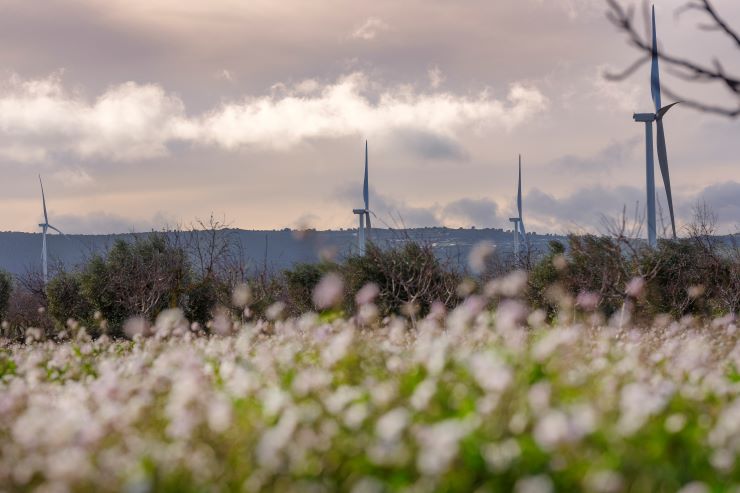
top-left (515, 475), bottom-right (553, 493)
top-left (415, 418), bottom-right (475, 475)
top-left (468, 241), bottom-right (495, 275)
top-left (355, 283), bottom-right (380, 306)
top-left (313, 273), bottom-right (345, 310)
top-left (482, 439), bottom-right (521, 472)
top-left (677, 482), bottom-right (709, 493)
top-left (322, 329), bottom-right (354, 366)
top-left (469, 352), bottom-right (512, 393)
top-left (231, 283), bottom-right (252, 307)
top-left (207, 395), bottom-right (233, 433)
top-left (410, 379), bottom-right (437, 411)
top-left (533, 409), bottom-right (570, 451)
top-left (375, 407), bottom-right (409, 442)
top-left (256, 408), bottom-right (298, 470)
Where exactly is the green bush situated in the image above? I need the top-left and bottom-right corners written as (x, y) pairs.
top-left (80, 235), bottom-right (191, 335)
top-left (0, 269), bottom-right (12, 321)
top-left (344, 242), bottom-right (460, 318)
top-left (283, 262), bottom-right (336, 315)
top-left (527, 233), bottom-right (739, 322)
top-left (46, 271), bottom-right (92, 329)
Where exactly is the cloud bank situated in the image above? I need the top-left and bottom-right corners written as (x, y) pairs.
top-left (0, 73), bottom-right (547, 163)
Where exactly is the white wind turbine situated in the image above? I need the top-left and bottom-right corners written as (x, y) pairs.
top-left (633, 5), bottom-right (679, 248)
top-left (38, 175), bottom-right (65, 285)
top-left (508, 155), bottom-right (526, 261)
top-left (352, 141), bottom-right (372, 256)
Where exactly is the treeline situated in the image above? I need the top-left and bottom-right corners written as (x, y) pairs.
top-left (0, 215), bottom-right (737, 340)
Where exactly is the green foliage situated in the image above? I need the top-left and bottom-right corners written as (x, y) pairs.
top-left (46, 271), bottom-right (92, 328)
top-left (527, 240), bottom-right (565, 318)
top-left (527, 234), bottom-right (739, 321)
top-left (78, 235), bottom-right (191, 335)
top-left (0, 269), bottom-right (12, 321)
top-left (283, 262), bottom-right (336, 315)
top-left (183, 276), bottom-right (222, 326)
top-left (344, 242), bottom-right (460, 317)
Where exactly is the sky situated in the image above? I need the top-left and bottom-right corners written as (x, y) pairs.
top-left (0, 0), bottom-right (738, 235)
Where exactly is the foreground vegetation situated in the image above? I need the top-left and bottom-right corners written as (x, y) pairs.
top-left (0, 283), bottom-right (738, 492)
top-left (0, 211), bottom-right (736, 491)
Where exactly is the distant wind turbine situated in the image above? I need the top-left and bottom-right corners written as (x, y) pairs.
top-left (352, 141), bottom-right (372, 256)
top-left (508, 155), bottom-right (526, 262)
top-left (38, 175), bottom-right (65, 285)
top-left (633, 5), bottom-right (679, 247)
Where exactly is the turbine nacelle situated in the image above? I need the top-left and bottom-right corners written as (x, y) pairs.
top-left (633, 113), bottom-right (656, 123)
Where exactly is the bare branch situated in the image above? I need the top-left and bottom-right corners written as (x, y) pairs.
top-left (606, 0), bottom-right (740, 117)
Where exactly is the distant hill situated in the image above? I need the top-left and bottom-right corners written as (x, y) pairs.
top-left (0, 227), bottom-right (564, 277)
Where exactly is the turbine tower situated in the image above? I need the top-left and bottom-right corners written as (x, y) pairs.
top-left (38, 175), bottom-right (65, 285)
top-left (633, 5), bottom-right (679, 247)
top-left (508, 155), bottom-right (526, 262)
top-left (352, 141), bottom-right (372, 255)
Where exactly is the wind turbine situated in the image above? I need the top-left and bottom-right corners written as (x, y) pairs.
top-left (508, 155), bottom-right (526, 262)
top-left (352, 141), bottom-right (372, 256)
top-left (633, 5), bottom-right (679, 247)
top-left (38, 175), bottom-right (65, 285)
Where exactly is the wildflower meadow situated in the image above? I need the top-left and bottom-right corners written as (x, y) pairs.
top-left (1, 271), bottom-right (739, 493)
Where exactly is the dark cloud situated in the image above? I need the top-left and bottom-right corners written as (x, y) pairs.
top-left (549, 137), bottom-right (640, 173)
top-left (442, 198), bottom-right (501, 227)
top-left (527, 185), bottom-right (646, 232)
top-left (527, 181), bottom-right (740, 234)
top-left (692, 181), bottom-right (740, 230)
top-left (387, 129), bottom-right (469, 161)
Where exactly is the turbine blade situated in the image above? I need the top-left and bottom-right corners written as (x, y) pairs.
top-left (650, 5), bottom-right (662, 112)
top-left (363, 140), bottom-right (369, 211)
top-left (517, 155), bottom-right (523, 220)
top-left (39, 175), bottom-right (48, 223)
top-left (657, 102), bottom-right (680, 119)
top-left (655, 119), bottom-right (677, 238)
top-left (365, 212), bottom-right (371, 232)
top-left (47, 224), bottom-right (65, 236)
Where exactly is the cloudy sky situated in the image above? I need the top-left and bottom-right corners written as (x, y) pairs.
top-left (0, 0), bottom-right (738, 235)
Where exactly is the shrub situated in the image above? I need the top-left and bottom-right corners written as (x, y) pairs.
top-left (283, 262), bottom-right (336, 315)
top-left (46, 271), bottom-right (92, 329)
top-left (80, 234), bottom-right (191, 334)
top-left (344, 242), bottom-right (460, 318)
top-left (0, 269), bottom-right (12, 321)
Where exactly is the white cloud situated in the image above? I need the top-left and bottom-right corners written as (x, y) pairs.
top-left (0, 74), bottom-right (188, 161)
top-left (0, 72), bottom-right (548, 162)
top-left (351, 17), bottom-right (390, 40)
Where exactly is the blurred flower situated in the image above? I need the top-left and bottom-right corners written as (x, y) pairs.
top-left (482, 439), bottom-right (521, 472)
top-left (677, 482), bottom-right (709, 493)
top-left (468, 241), bottom-right (495, 275)
top-left (687, 285), bottom-right (705, 299)
top-left (375, 408), bottom-right (409, 442)
top-left (231, 283), bottom-right (252, 308)
top-left (625, 277), bottom-right (645, 298)
top-left (123, 316), bottom-right (150, 339)
top-left (515, 475), bottom-right (553, 493)
top-left (355, 283), bottom-right (380, 306)
top-left (313, 273), bottom-right (345, 310)
top-left (576, 291), bottom-right (600, 311)
top-left (265, 302), bottom-right (286, 321)
top-left (583, 470), bottom-right (623, 493)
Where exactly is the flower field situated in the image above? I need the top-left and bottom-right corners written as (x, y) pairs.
top-left (1, 299), bottom-right (739, 493)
